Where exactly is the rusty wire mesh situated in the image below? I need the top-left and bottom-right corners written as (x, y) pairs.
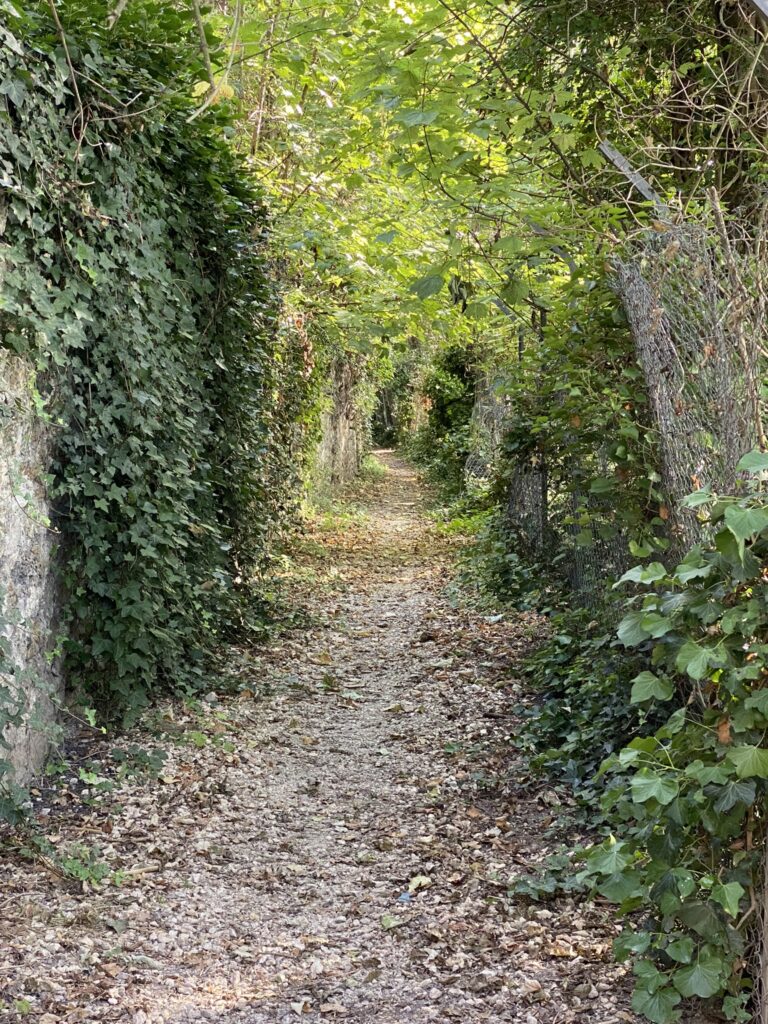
top-left (612, 205), bottom-right (766, 550)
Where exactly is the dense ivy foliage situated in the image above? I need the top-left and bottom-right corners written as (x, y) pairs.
top-left (0, 2), bottom-right (312, 721)
top-left (406, 343), bottom-right (476, 498)
top-left (580, 462), bottom-right (768, 1021)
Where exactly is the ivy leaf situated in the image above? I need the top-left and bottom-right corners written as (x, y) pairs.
top-left (672, 958), bottom-right (724, 999)
top-left (614, 929), bottom-right (652, 961)
top-left (677, 901), bottom-right (724, 937)
top-left (647, 824), bottom-right (683, 867)
top-left (587, 837), bottom-right (632, 874)
top-left (715, 526), bottom-right (760, 573)
top-left (727, 745), bottom-right (768, 779)
top-left (674, 558), bottom-right (713, 583)
top-left (685, 760), bottom-right (729, 786)
top-left (631, 984), bottom-right (681, 1024)
top-left (630, 671), bottom-right (674, 703)
top-left (711, 881), bottom-right (744, 918)
top-left (597, 870), bottom-right (643, 903)
top-left (631, 769), bottom-right (678, 805)
top-left (640, 562), bottom-right (668, 582)
top-left (713, 778), bottom-right (755, 813)
top-left (744, 690), bottom-right (768, 714)
top-left (634, 958), bottom-right (666, 989)
top-left (665, 937), bottom-right (694, 964)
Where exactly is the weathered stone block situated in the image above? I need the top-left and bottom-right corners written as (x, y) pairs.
top-left (0, 350), bottom-right (62, 785)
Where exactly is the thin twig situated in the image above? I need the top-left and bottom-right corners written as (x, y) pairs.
top-left (188, 0), bottom-right (243, 123)
top-left (192, 0), bottom-right (216, 89)
top-left (106, 0), bottom-right (129, 30)
top-left (47, 0), bottom-right (86, 145)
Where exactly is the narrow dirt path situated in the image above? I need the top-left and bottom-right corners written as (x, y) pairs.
top-left (0, 453), bottom-right (638, 1024)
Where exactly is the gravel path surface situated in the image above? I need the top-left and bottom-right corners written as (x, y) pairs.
top-left (0, 453), bottom-right (640, 1024)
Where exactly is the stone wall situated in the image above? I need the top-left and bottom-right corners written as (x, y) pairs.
top-left (0, 352), bottom-right (62, 785)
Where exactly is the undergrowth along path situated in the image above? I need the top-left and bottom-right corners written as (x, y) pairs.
top-left (0, 452), bottom-right (639, 1023)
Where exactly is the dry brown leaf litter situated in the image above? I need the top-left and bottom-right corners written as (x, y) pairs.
top-left (0, 452), bottom-right (641, 1024)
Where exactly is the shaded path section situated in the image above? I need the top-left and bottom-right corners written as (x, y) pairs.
top-left (0, 452), bottom-right (638, 1024)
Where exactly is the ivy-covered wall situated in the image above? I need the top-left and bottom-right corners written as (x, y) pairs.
top-left (0, 1), bottom-right (313, 779)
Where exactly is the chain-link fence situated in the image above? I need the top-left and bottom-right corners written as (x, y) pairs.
top-left (612, 204), bottom-right (764, 551)
top-left (464, 371), bottom-right (508, 483)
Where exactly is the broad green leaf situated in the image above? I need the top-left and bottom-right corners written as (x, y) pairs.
top-left (673, 559), bottom-right (713, 583)
top-left (679, 488), bottom-right (714, 508)
top-left (580, 147), bottom-right (603, 168)
top-left (640, 612), bottom-right (673, 638)
top-left (631, 671), bottom-right (674, 703)
top-left (640, 562), bottom-right (668, 582)
top-left (669, 869), bottom-right (696, 899)
top-left (500, 277), bottom-right (528, 304)
top-left (672, 958), bottom-right (724, 999)
top-left (727, 745), bottom-right (768, 779)
top-left (587, 837), bottom-right (632, 874)
top-left (715, 526), bottom-right (760, 573)
top-left (589, 476), bottom-right (615, 495)
top-left (724, 503), bottom-right (768, 544)
top-left (684, 760), bottom-right (729, 786)
top-left (616, 565), bottom-right (645, 584)
top-left (491, 235), bottom-right (524, 253)
top-left (409, 274), bottom-right (444, 300)
top-left (631, 769), bottom-right (678, 805)
top-left (677, 901), bottom-right (724, 937)
top-left (736, 450), bottom-right (768, 472)
top-left (616, 562), bottom-right (666, 585)
top-left (675, 640), bottom-right (719, 681)
top-left (745, 690), bottom-right (768, 715)
top-left (617, 611), bottom-right (651, 647)
top-left (648, 825), bottom-right (684, 867)
top-left (614, 929), bottom-right (652, 961)
top-left (634, 958), bottom-right (666, 989)
top-left (397, 108), bottom-right (439, 127)
top-left (597, 870), bottom-right (643, 903)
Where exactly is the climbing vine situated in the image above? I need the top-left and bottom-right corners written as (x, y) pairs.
top-left (0, 1), bottom-right (311, 723)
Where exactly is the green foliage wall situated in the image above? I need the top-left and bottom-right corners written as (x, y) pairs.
top-left (0, 1), bottom-right (304, 720)
top-left (406, 342), bottom-right (476, 497)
